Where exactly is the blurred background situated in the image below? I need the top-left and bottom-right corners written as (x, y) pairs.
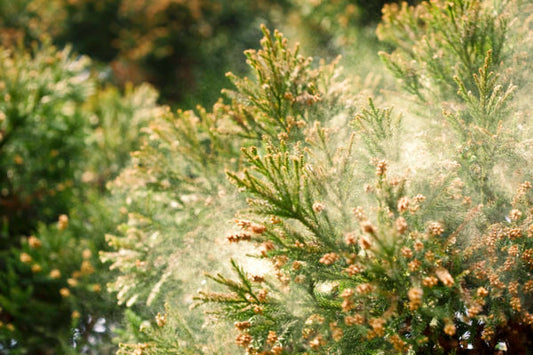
top-left (0, 0), bottom-right (410, 107)
top-left (0, 1), bottom-right (416, 353)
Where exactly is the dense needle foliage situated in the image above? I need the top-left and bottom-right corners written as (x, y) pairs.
top-left (2, 0), bottom-right (533, 354)
top-left (0, 41), bottom-right (159, 353)
top-left (101, 1), bottom-right (533, 353)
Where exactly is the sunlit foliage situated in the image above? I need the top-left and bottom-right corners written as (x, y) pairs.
top-left (105, 1), bottom-right (533, 353)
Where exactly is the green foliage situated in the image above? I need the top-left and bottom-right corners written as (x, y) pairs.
top-left (1, 207), bottom-right (113, 353)
top-left (352, 98), bottom-right (402, 159)
top-left (116, 305), bottom-right (233, 355)
top-left (84, 83), bottom-right (160, 185)
top-left (53, 0), bottom-right (288, 105)
top-left (223, 25), bottom-right (351, 142)
top-left (0, 41), bottom-right (92, 236)
top-left (377, 0), bottom-right (510, 103)
top-left (0, 0), bottom-right (421, 107)
top-left (102, 24), bottom-right (349, 307)
top-left (0, 0), bottom-right (64, 47)
top-left (0, 0), bottom-right (286, 105)
top-left (2, 0), bottom-right (533, 354)
top-left (378, 0), bottom-right (532, 216)
top-left (104, 1), bottom-right (533, 354)
top-left (0, 39), bottom-right (158, 353)
top-left (102, 25), bottom-right (355, 352)
top-left (445, 50), bottom-right (521, 213)
top-left (285, 0), bottom-right (419, 49)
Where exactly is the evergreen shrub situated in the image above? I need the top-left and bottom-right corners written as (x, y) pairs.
top-left (0, 40), bottom-right (159, 353)
top-left (105, 0), bottom-right (533, 353)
